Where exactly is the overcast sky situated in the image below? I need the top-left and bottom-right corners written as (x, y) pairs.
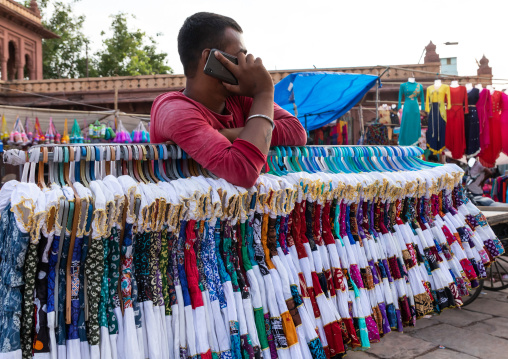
top-left (54, 0), bottom-right (508, 86)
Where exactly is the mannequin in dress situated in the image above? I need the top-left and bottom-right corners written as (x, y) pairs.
top-left (475, 84), bottom-right (483, 90)
top-left (446, 81), bottom-right (468, 158)
top-left (465, 83), bottom-right (481, 156)
top-left (426, 79), bottom-right (450, 154)
top-left (398, 78), bottom-right (424, 146)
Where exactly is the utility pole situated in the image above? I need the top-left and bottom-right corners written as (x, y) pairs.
top-left (86, 42), bottom-right (89, 78)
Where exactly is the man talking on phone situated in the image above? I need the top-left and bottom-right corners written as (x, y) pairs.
top-left (150, 12), bottom-right (307, 188)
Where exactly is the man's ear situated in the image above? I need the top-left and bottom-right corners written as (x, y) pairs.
top-left (201, 48), bottom-right (211, 63)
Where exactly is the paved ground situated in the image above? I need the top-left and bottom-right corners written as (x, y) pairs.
top-left (347, 288), bottom-right (508, 359)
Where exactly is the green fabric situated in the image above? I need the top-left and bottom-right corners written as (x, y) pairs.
top-left (107, 227), bottom-right (120, 334)
top-left (98, 236), bottom-right (110, 328)
top-left (254, 307), bottom-right (269, 351)
top-left (160, 228), bottom-right (171, 315)
top-left (85, 237), bottom-right (105, 345)
top-left (21, 241), bottom-right (39, 359)
top-left (240, 222), bottom-right (252, 271)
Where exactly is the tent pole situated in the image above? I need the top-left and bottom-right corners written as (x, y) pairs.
top-left (375, 83), bottom-right (379, 120)
top-left (304, 114), bottom-right (308, 131)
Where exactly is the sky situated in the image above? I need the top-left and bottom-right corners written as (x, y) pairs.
top-left (46, 0), bottom-right (508, 86)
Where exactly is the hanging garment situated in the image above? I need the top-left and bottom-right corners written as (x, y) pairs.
top-left (365, 125), bottom-right (388, 145)
top-left (479, 91), bottom-right (503, 167)
top-left (398, 82), bottom-right (425, 146)
top-left (477, 89), bottom-right (492, 154)
top-left (445, 86), bottom-right (468, 159)
top-left (425, 85), bottom-right (451, 154)
top-left (465, 88), bottom-right (481, 157)
top-left (390, 108), bottom-right (400, 125)
top-left (501, 92), bottom-right (508, 156)
top-left (378, 108), bottom-right (391, 125)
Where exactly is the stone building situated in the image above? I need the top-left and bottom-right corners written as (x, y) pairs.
top-left (0, 0), bottom-right (57, 81)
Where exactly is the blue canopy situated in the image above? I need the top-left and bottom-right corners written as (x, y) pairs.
top-left (274, 71), bottom-right (379, 131)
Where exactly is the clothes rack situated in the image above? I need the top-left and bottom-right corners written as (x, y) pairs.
top-left (0, 143), bottom-right (504, 359)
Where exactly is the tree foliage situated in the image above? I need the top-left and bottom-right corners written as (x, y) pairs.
top-left (24, 1), bottom-right (172, 78)
top-left (40, 1), bottom-right (93, 79)
top-left (95, 13), bottom-right (172, 77)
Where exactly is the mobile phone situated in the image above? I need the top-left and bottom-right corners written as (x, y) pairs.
top-left (203, 49), bottom-right (238, 85)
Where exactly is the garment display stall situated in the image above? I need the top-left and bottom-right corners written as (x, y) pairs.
top-left (0, 143), bottom-right (505, 359)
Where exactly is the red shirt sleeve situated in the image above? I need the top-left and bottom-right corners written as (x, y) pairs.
top-left (239, 97), bottom-right (307, 146)
top-left (153, 99), bottom-right (266, 188)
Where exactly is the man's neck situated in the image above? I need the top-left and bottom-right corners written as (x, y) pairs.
top-left (184, 79), bottom-right (228, 114)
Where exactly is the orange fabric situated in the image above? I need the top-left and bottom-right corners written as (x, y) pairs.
top-left (261, 214), bottom-right (275, 269)
top-left (281, 311), bottom-right (298, 346)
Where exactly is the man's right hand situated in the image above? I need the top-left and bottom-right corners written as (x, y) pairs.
top-left (214, 51), bottom-right (274, 98)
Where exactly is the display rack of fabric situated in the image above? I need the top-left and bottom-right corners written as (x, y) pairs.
top-left (0, 143), bottom-right (504, 359)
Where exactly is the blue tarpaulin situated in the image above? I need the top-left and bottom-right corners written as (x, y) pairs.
top-left (274, 71), bottom-right (379, 131)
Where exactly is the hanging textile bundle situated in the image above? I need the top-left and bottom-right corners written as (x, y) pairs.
top-left (0, 144), bottom-right (504, 359)
top-left (8, 116), bottom-right (29, 146)
top-left (32, 117), bottom-right (45, 145)
top-left (70, 118), bottom-right (84, 143)
top-left (113, 119), bottom-right (132, 143)
top-left (24, 117), bottom-right (34, 146)
top-left (131, 121), bottom-right (150, 143)
top-left (1, 115), bottom-right (9, 143)
top-left (62, 118), bottom-right (70, 144)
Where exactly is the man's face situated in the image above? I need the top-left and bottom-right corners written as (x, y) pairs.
top-left (222, 27), bottom-right (247, 59)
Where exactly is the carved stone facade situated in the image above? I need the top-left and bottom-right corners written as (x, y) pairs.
top-left (477, 55), bottom-right (492, 76)
top-left (424, 41), bottom-right (440, 64)
top-left (0, 0), bottom-right (57, 81)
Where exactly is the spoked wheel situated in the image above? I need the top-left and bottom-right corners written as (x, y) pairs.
top-left (483, 254), bottom-right (508, 291)
top-left (460, 279), bottom-right (484, 307)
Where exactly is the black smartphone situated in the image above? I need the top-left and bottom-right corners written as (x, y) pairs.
top-left (203, 49), bottom-right (238, 85)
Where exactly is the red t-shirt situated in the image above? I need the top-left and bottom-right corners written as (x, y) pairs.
top-left (150, 91), bottom-right (306, 188)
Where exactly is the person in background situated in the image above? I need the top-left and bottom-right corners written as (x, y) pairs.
top-left (150, 12), bottom-right (307, 188)
top-left (467, 160), bottom-right (497, 197)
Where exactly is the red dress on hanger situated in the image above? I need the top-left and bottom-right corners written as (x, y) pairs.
top-left (446, 86), bottom-right (468, 159)
top-left (501, 92), bottom-right (508, 155)
top-left (477, 89), bottom-right (492, 151)
top-left (479, 90), bottom-right (503, 167)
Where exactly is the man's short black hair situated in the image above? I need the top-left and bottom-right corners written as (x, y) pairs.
top-left (178, 12), bottom-right (243, 77)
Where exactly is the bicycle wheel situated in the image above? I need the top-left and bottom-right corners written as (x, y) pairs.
top-left (460, 279), bottom-right (484, 307)
top-left (483, 255), bottom-right (508, 291)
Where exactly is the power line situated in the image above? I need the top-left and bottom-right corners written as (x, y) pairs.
top-left (0, 84), bottom-right (118, 111)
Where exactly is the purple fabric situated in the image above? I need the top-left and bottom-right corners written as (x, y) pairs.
top-left (368, 260), bottom-right (380, 285)
top-left (378, 302), bottom-right (391, 335)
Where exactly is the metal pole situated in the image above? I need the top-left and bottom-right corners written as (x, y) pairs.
top-left (375, 81), bottom-right (379, 120)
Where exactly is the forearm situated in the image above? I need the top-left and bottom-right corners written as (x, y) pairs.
top-left (238, 91), bottom-right (274, 154)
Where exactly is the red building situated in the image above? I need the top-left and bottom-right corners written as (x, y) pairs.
top-left (0, 0), bottom-right (57, 80)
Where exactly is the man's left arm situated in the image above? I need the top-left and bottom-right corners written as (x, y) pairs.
top-left (222, 99), bottom-right (307, 145)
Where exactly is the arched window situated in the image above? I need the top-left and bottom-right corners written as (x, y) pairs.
top-left (24, 54), bottom-right (32, 80)
top-left (7, 41), bottom-right (16, 80)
